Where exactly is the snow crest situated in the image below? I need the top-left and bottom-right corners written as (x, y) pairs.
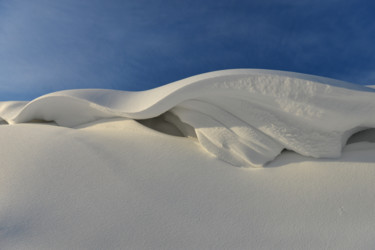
top-left (1, 69), bottom-right (375, 167)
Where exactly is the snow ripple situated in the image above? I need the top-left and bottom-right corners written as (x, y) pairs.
top-left (1, 69), bottom-right (375, 167)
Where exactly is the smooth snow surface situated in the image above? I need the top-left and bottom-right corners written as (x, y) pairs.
top-left (1, 69), bottom-right (375, 167)
top-left (1, 70), bottom-right (375, 249)
top-left (1, 118), bottom-right (375, 249)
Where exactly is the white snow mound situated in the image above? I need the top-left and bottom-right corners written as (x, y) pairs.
top-left (1, 69), bottom-right (375, 167)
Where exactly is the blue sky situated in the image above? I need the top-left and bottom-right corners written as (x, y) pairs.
top-left (0, 0), bottom-right (374, 100)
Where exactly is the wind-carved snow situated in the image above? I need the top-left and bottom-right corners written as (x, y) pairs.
top-left (1, 69), bottom-right (375, 167)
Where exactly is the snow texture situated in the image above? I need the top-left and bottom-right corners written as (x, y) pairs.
top-left (1, 69), bottom-right (375, 167)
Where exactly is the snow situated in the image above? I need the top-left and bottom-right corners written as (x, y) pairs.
top-left (1, 69), bottom-right (375, 167)
top-left (1, 69), bottom-right (375, 249)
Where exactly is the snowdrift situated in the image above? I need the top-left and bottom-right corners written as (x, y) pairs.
top-left (1, 69), bottom-right (375, 167)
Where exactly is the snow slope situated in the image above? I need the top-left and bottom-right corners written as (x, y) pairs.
top-left (1, 118), bottom-right (375, 249)
top-left (1, 69), bottom-right (375, 167)
top-left (1, 70), bottom-right (375, 249)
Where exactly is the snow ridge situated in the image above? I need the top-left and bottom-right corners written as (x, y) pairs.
top-left (1, 69), bottom-right (375, 167)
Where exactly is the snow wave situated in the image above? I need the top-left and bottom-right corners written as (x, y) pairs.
top-left (1, 69), bottom-right (375, 167)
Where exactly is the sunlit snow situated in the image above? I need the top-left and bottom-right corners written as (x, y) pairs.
top-left (1, 70), bottom-right (375, 249)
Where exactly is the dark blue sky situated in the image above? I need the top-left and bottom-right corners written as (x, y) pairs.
top-left (1, 0), bottom-right (374, 100)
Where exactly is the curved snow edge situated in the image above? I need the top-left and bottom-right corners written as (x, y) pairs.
top-left (1, 69), bottom-right (375, 167)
